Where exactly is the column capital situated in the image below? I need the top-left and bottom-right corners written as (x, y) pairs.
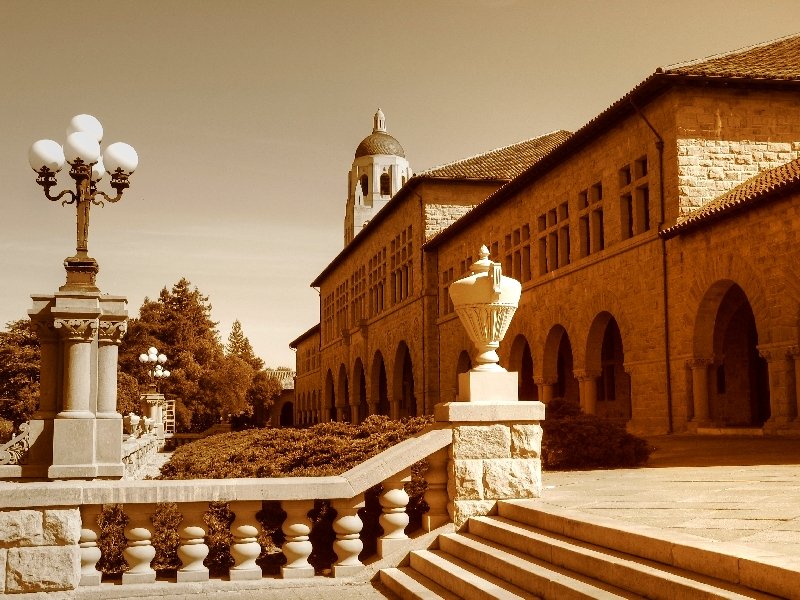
top-left (98, 319), bottom-right (128, 345)
top-left (573, 369), bottom-right (601, 382)
top-left (533, 376), bottom-right (556, 386)
top-left (788, 345), bottom-right (800, 359)
top-left (54, 318), bottom-right (97, 341)
top-left (757, 345), bottom-right (791, 362)
top-left (686, 357), bottom-right (713, 370)
top-left (29, 318), bottom-right (57, 341)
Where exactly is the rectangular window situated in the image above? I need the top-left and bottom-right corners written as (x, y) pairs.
top-left (578, 182), bottom-right (604, 258)
top-left (620, 155), bottom-right (650, 239)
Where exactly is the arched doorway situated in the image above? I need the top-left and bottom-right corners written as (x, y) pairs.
top-left (279, 401), bottom-right (294, 427)
top-left (371, 351), bottom-right (390, 416)
top-left (324, 370), bottom-right (336, 422)
top-left (585, 313), bottom-right (631, 420)
top-left (543, 325), bottom-right (579, 406)
top-left (353, 358), bottom-right (368, 423)
top-left (509, 334), bottom-right (537, 401)
top-left (394, 342), bottom-right (416, 418)
top-left (337, 364), bottom-right (350, 423)
top-left (695, 282), bottom-right (770, 426)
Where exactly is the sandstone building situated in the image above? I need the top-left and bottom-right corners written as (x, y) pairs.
top-left (290, 34), bottom-right (800, 436)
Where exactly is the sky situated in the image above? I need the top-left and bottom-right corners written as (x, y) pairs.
top-left (0, 1), bottom-right (797, 368)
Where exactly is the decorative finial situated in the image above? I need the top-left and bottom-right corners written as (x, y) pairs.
top-left (373, 108), bottom-right (386, 133)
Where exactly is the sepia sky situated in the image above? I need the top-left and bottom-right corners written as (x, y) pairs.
top-left (0, 1), bottom-right (796, 367)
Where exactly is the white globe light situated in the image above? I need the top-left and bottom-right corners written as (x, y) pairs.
top-left (64, 132), bottom-right (101, 164)
top-left (66, 114), bottom-right (103, 143)
top-left (28, 139), bottom-right (65, 172)
top-left (157, 353), bottom-right (167, 364)
top-left (148, 347), bottom-right (158, 356)
top-left (103, 142), bottom-right (138, 175)
top-left (138, 353), bottom-right (148, 363)
top-left (163, 370), bottom-right (171, 378)
top-left (91, 158), bottom-right (105, 182)
top-left (155, 365), bottom-right (163, 372)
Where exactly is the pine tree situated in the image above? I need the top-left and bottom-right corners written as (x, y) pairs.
top-left (226, 320), bottom-right (264, 371)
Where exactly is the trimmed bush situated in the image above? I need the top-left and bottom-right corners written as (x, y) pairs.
top-left (542, 399), bottom-right (651, 470)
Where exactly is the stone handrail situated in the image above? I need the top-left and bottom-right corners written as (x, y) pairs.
top-left (0, 422), bottom-right (30, 466)
top-left (0, 424), bottom-right (454, 592)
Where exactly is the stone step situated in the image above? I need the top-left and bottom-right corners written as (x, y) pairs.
top-left (439, 531), bottom-right (636, 600)
top-left (467, 517), bottom-right (772, 600)
top-left (497, 501), bottom-right (799, 599)
top-left (380, 566), bottom-right (463, 600)
top-left (409, 549), bottom-right (538, 599)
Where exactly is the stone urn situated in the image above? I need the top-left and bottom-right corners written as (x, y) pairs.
top-left (449, 245), bottom-right (521, 372)
top-left (123, 413), bottom-right (140, 438)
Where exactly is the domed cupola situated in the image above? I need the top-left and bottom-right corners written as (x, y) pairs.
top-left (355, 109), bottom-right (406, 158)
top-left (344, 110), bottom-right (413, 246)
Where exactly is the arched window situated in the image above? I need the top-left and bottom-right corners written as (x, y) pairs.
top-left (360, 174), bottom-right (368, 196)
top-left (380, 173), bottom-right (391, 196)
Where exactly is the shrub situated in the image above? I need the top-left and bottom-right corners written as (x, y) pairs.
top-left (0, 417), bottom-right (14, 444)
top-left (542, 399), bottom-right (651, 470)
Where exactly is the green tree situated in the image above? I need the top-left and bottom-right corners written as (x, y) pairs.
top-left (119, 278), bottom-right (225, 432)
top-left (200, 355), bottom-right (255, 422)
top-left (226, 320), bottom-right (264, 371)
top-left (247, 370), bottom-right (284, 421)
top-left (0, 320), bottom-right (40, 426)
top-left (116, 372), bottom-right (140, 416)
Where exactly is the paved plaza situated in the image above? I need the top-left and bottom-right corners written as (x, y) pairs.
top-left (532, 435), bottom-right (800, 556)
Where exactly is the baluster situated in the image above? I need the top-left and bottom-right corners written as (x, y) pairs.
top-left (79, 504), bottom-right (102, 586)
top-left (423, 448), bottom-right (450, 531)
top-left (378, 469), bottom-right (411, 556)
top-left (177, 501), bottom-right (209, 582)
top-left (229, 500), bottom-right (263, 580)
top-left (331, 495), bottom-right (365, 577)
top-left (280, 500), bottom-right (315, 578)
top-left (122, 503), bottom-right (156, 584)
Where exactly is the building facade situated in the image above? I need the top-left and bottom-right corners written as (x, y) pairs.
top-left (291, 34), bottom-right (800, 436)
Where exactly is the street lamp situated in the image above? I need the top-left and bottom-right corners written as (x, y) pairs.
top-left (138, 346), bottom-right (171, 393)
top-left (28, 114), bottom-right (138, 292)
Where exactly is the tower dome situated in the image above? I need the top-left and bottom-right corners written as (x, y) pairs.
top-left (354, 108), bottom-right (405, 158)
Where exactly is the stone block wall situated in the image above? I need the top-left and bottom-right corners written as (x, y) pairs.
top-left (448, 421), bottom-right (542, 528)
top-left (0, 507), bottom-right (80, 593)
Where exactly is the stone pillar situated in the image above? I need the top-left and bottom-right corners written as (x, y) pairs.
top-left (378, 468), bottom-right (411, 556)
top-left (122, 503), bottom-right (156, 584)
top-left (534, 377), bottom-right (556, 404)
top-left (574, 370), bottom-right (600, 415)
top-left (177, 502), bottom-right (209, 582)
top-left (422, 447), bottom-right (449, 532)
top-left (331, 495), bottom-right (365, 577)
top-left (759, 346), bottom-right (794, 431)
top-left (687, 358), bottom-right (713, 426)
top-left (95, 306), bottom-right (127, 478)
top-left (280, 500), bottom-right (314, 579)
top-left (79, 504), bottom-right (103, 586)
top-left (790, 346), bottom-right (800, 423)
top-left (435, 369), bottom-right (544, 529)
top-left (229, 500), bottom-right (263, 581)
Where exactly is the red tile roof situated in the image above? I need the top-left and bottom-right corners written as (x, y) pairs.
top-left (662, 157), bottom-right (800, 236)
top-left (421, 131), bottom-right (572, 181)
top-left (663, 33), bottom-right (800, 80)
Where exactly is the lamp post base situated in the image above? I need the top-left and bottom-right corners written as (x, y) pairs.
top-left (60, 256), bottom-right (99, 292)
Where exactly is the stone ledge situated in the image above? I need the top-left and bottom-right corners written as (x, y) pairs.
top-left (435, 401), bottom-right (545, 423)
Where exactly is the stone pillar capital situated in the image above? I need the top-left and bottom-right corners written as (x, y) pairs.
top-left (533, 376), bottom-right (556, 386)
top-left (54, 318), bottom-right (97, 342)
top-left (573, 369), bottom-right (601, 382)
top-left (29, 318), bottom-right (57, 341)
top-left (98, 319), bottom-right (127, 346)
top-left (788, 345), bottom-right (800, 359)
top-left (686, 357), bottom-right (713, 370)
top-left (757, 344), bottom-right (792, 362)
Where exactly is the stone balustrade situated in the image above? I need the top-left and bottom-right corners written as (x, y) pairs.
top-left (0, 426), bottom-right (454, 593)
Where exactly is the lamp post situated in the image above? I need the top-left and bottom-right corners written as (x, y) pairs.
top-left (139, 347), bottom-right (170, 440)
top-left (28, 114), bottom-right (138, 292)
top-left (139, 347), bottom-right (171, 393)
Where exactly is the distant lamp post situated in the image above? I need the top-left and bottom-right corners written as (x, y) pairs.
top-left (28, 114), bottom-right (138, 292)
top-left (138, 347), bottom-right (170, 393)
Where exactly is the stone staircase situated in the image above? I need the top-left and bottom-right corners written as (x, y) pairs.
top-left (381, 501), bottom-right (800, 599)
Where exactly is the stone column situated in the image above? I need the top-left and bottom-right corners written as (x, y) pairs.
top-left (95, 315), bottom-right (127, 478)
top-left (687, 358), bottom-right (713, 426)
top-left (534, 376), bottom-right (556, 404)
top-left (759, 346), bottom-right (794, 431)
top-left (49, 316), bottom-right (98, 479)
top-left (789, 346), bottom-right (800, 423)
top-left (574, 370), bottom-right (600, 415)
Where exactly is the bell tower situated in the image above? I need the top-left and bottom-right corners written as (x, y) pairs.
top-left (344, 109), bottom-right (412, 245)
